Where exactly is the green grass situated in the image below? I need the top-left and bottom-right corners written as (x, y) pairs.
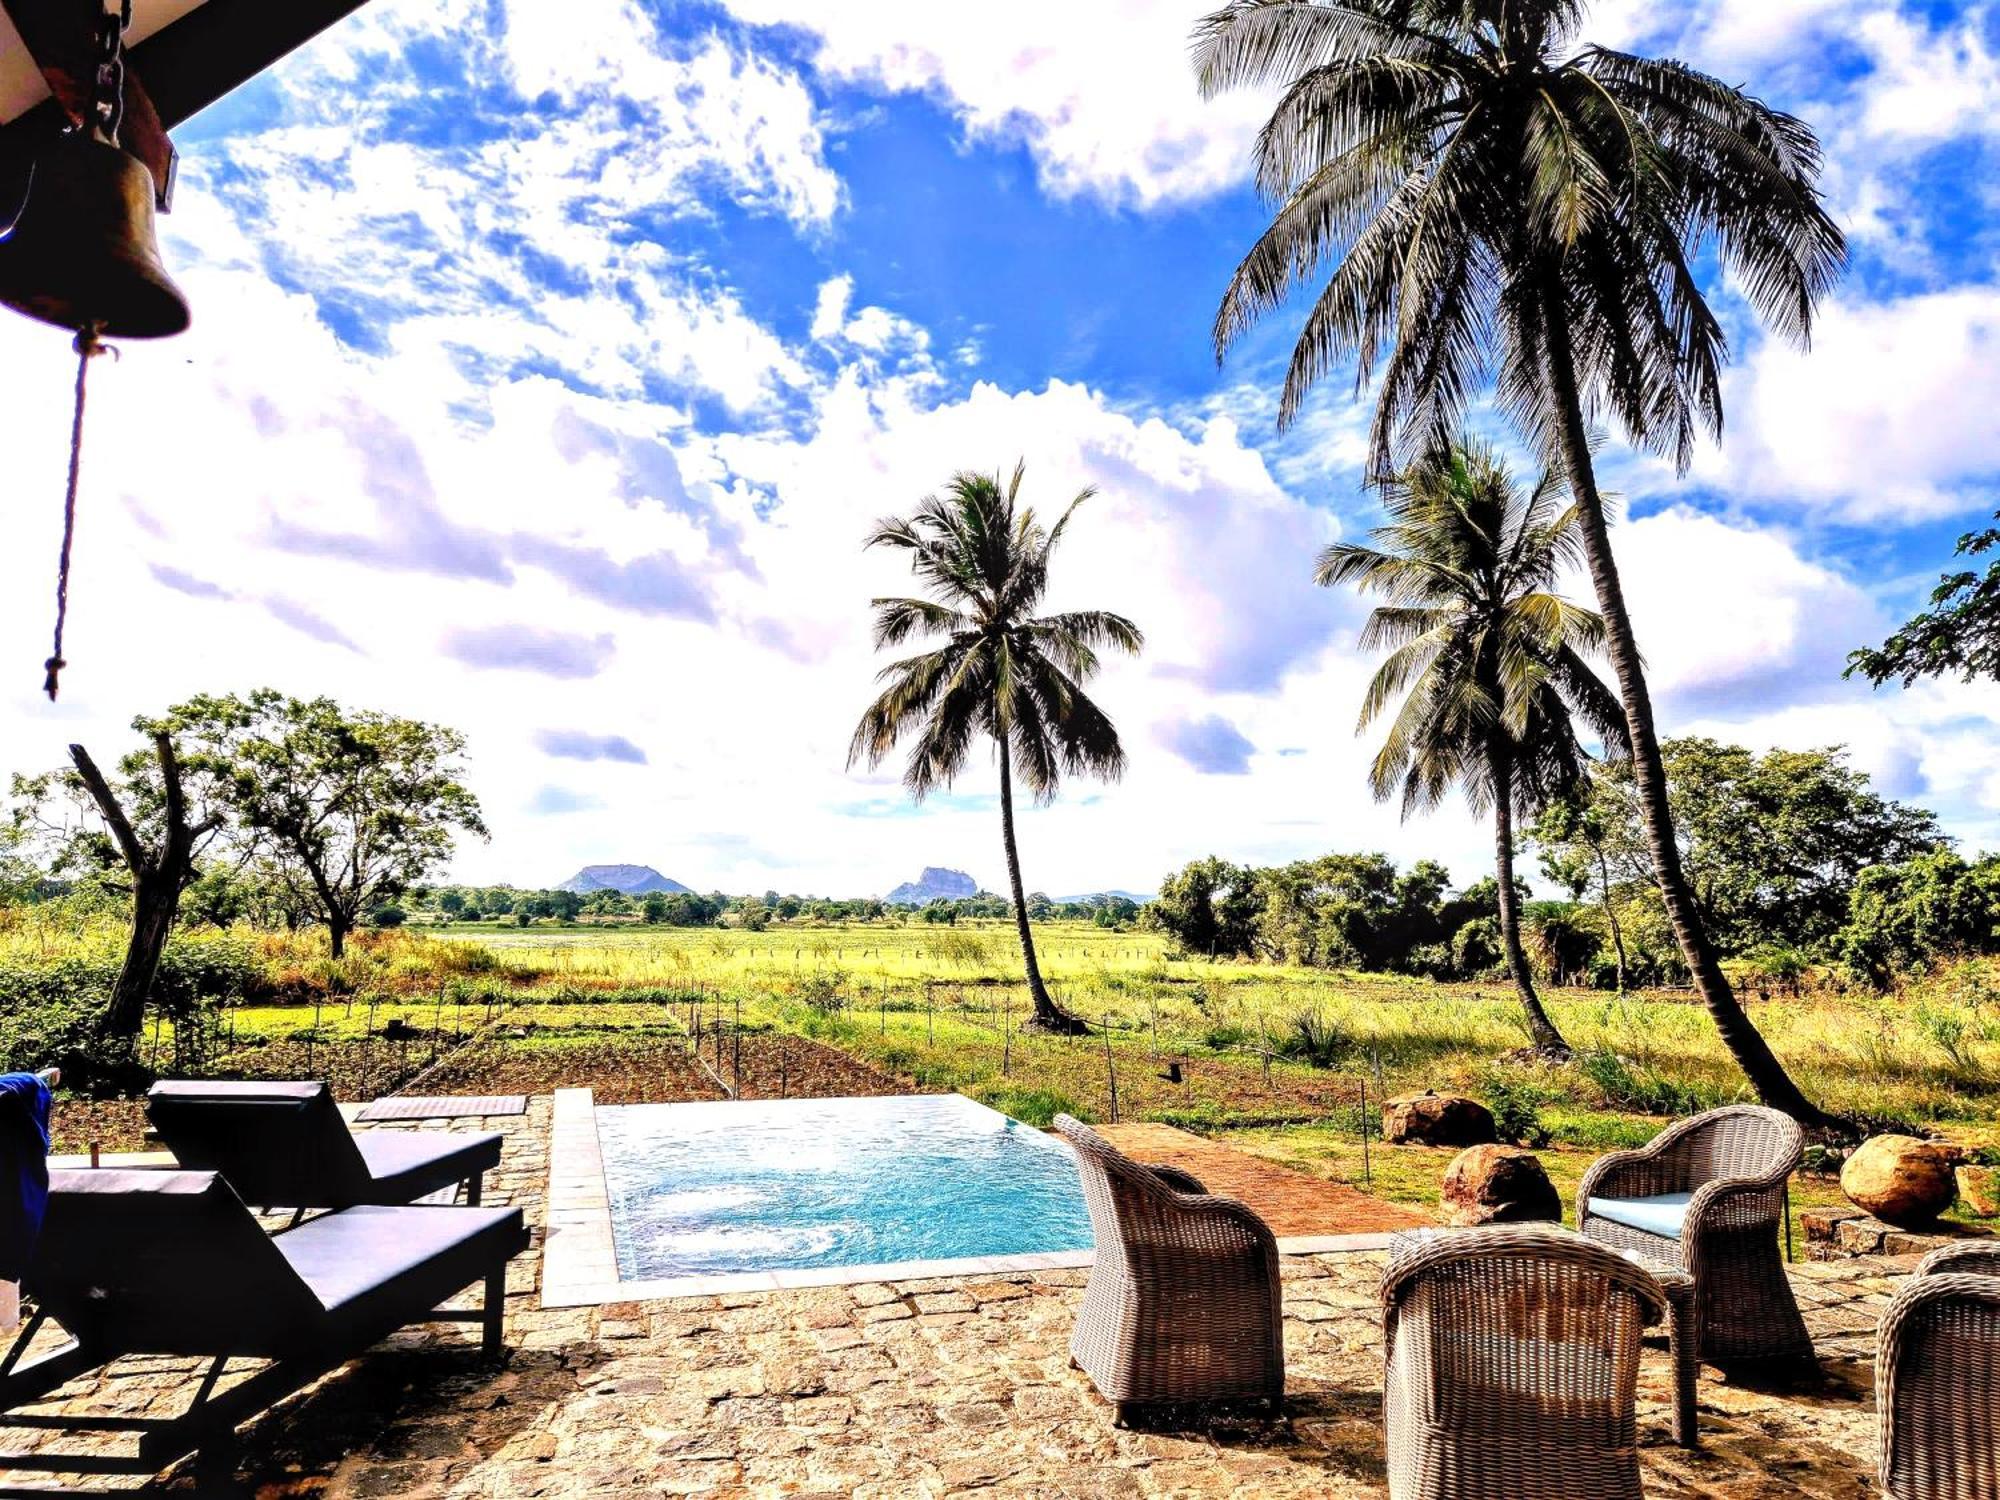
top-left (18, 911), bottom-right (2000, 1218)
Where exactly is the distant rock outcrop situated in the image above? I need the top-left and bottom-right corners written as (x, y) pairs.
top-left (884, 866), bottom-right (979, 905)
top-left (557, 864), bottom-right (690, 896)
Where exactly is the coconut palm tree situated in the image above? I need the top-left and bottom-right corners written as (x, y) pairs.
top-left (849, 463), bottom-right (1142, 1033)
top-left (1193, 0), bottom-right (1844, 1121)
top-left (1321, 442), bottom-right (1622, 1054)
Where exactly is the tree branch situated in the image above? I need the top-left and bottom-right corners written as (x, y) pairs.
top-left (68, 743), bottom-right (148, 876)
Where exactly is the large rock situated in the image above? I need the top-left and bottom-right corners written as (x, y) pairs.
top-left (1383, 1091), bottom-right (1497, 1148)
top-left (1841, 1135), bottom-right (1959, 1228)
top-left (1440, 1145), bottom-right (1562, 1226)
top-left (1957, 1165), bottom-right (2000, 1219)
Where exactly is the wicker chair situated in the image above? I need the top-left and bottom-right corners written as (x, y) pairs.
top-left (1577, 1104), bottom-right (1811, 1363)
top-left (1382, 1227), bottom-right (1667, 1500)
top-left (1053, 1115), bottom-right (1284, 1422)
top-left (1878, 1243), bottom-right (2000, 1500)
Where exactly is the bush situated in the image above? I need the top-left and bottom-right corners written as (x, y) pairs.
top-left (1576, 1048), bottom-right (1720, 1117)
top-left (1277, 1008), bottom-right (1353, 1069)
top-left (367, 905), bottom-right (407, 928)
top-left (1481, 1072), bottom-right (1551, 1147)
top-left (793, 970), bottom-right (848, 1015)
top-left (975, 1084), bottom-right (1082, 1127)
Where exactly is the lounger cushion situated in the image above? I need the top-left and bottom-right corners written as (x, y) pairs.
top-left (147, 1080), bottom-right (502, 1207)
top-left (353, 1131), bottom-right (503, 1203)
top-left (276, 1203), bottom-right (522, 1331)
top-left (27, 1171), bottom-right (525, 1360)
top-left (1587, 1192), bottom-right (1692, 1241)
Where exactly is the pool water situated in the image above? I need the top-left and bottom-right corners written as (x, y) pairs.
top-left (597, 1094), bottom-right (1095, 1281)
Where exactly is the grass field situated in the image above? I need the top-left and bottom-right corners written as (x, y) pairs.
top-left (25, 915), bottom-right (2000, 1222)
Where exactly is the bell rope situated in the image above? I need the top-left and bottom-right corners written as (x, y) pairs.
top-left (44, 326), bottom-right (110, 701)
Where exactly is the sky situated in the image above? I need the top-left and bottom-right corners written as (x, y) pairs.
top-left (2, 0), bottom-right (1998, 899)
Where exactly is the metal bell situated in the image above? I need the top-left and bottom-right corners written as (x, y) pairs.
top-left (0, 133), bottom-right (189, 339)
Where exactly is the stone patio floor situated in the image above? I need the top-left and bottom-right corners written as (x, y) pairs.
top-left (0, 1097), bottom-right (1908, 1497)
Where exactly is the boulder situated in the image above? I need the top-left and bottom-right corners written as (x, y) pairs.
top-left (1841, 1135), bottom-right (1959, 1228)
top-left (1958, 1165), bottom-right (2000, 1219)
top-left (1384, 1091), bottom-right (1497, 1148)
top-left (1440, 1144), bottom-right (1562, 1227)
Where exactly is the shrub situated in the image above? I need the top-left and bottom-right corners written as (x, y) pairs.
top-left (1481, 1072), bottom-right (1551, 1148)
top-left (367, 905), bottom-right (408, 928)
top-left (1915, 1002), bottom-right (1977, 1070)
top-left (1576, 1048), bottom-right (1720, 1117)
top-left (975, 1084), bottom-right (1082, 1128)
top-left (1277, 1008), bottom-right (1353, 1069)
top-left (793, 970), bottom-right (848, 1015)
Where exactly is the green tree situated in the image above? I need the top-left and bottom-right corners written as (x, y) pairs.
top-left (1318, 443), bottom-right (1622, 1054)
top-left (1194, 0), bottom-right (1845, 1120)
top-left (9, 723), bottom-right (231, 1045)
top-left (1572, 740), bottom-right (1942, 954)
top-left (1850, 512), bottom-right (2000, 687)
top-left (165, 690), bottom-right (487, 958)
top-left (1530, 788), bottom-right (1631, 990)
top-left (848, 462), bottom-right (1143, 1032)
top-left (1149, 855), bottom-right (1265, 957)
top-left (1838, 851), bottom-right (2000, 984)
top-left (641, 892), bottom-right (669, 924)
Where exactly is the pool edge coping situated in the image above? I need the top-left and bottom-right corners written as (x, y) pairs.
top-left (539, 1087), bottom-right (1397, 1309)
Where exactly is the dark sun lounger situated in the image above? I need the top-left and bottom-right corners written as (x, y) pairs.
top-left (146, 1080), bottom-right (503, 1208)
top-left (0, 1168), bottom-right (525, 1484)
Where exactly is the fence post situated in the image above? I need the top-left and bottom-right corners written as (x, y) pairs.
top-left (1103, 1015), bottom-right (1119, 1123)
top-left (1359, 1074), bottom-right (1371, 1190)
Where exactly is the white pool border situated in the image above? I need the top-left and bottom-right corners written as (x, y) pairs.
top-left (540, 1086), bottom-right (1391, 1308)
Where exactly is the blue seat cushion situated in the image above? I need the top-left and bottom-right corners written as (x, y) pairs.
top-left (1588, 1192), bottom-right (1692, 1241)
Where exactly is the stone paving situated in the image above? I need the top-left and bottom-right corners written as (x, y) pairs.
top-left (0, 1098), bottom-right (1913, 1497)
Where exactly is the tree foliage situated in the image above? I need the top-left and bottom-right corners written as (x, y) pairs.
top-left (164, 690), bottom-right (487, 958)
top-left (1837, 852), bottom-right (2000, 984)
top-left (1543, 739), bottom-right (1943, 954)
top-left (1849, 514), bottom-right (2000, 688)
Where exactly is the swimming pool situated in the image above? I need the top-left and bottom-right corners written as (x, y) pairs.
top-left (596, 1094), bottom-right (1095, 1285)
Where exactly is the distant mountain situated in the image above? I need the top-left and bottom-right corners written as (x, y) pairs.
top-left (884, 866), bottom-right (979, 905)
top-left (557, 864), bottom-right (690, 896)
top-left (1052, 890), bottom-right (1154, 907)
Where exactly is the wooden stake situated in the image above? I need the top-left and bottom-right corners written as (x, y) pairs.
top-left (1103, 1015), bottom-right (1119, 1123)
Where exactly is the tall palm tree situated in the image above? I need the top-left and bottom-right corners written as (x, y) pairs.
top-left (1321, 442), bottom-right (1623, 1054)
top-left (849, 463), bottom-right (1143, 1033)
top-left (1193, 0), bottom-right (1844, 1122)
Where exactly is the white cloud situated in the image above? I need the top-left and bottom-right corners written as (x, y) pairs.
top-left (1610, 508), bottom-right (1882, 709)
top-left (1854, 9), bottom-right (2000, 143)
top-left (719, 0), bottom-right (1274, 208)
top-left (1695, 288), bottom-right (2000, 521)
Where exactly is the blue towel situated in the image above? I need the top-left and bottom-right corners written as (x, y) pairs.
top-left (0, 1072), bottom-right (51, 1281)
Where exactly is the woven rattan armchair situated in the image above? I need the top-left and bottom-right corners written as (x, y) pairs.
top-left (1382, 1227), bottom-right (1667, 1500)
top-left (1577, 1104), bottom-right (1811, 1363)
top-left (1054, 1115), bottom-right (1284, 1422)
top-left (1878, 1243), bottom-right (2000, 1500)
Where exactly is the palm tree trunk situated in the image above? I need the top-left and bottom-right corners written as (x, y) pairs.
top-left (1539, 279), bottom-right (1827, 1126)
top-left (997, 737), bottom-right (1085, 1033)
top-left (1597, 844), bottom-right (1628, 992)
top-left (1490, 747), bottom-right (1570, 1055)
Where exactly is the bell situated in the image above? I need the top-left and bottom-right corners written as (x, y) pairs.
top-left (0, 134), bottom-right (189, 339)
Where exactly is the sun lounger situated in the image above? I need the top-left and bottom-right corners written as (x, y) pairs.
top-left (146, 1080), bottom-right (502, 1208)
top-left (0, 1168), bottom-right (525, 1483)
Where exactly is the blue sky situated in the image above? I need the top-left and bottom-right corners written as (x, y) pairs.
top-left (3, 0), bottom-right (1999, 896)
